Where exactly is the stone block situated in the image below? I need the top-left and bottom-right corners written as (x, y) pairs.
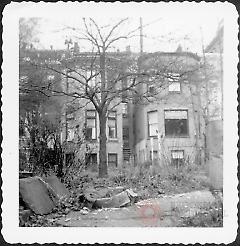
top-left (19, 177), bottom-right (55, 215)
top-left (43, 175), bottom-right (70, 201)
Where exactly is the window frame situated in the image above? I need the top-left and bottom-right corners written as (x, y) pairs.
top-left (167, 72), bottom-right (181, 93)
top-left (85, 110), bottom-right (97, 140)
top-left (171, 150), bottom-right (185, 167)
top-left (164, 109), bottom-right (189, 138)
top-left (168, 81), bottom-right (181, 93)
top-left (147, 110), bottom-right (158, 137)
top-left (108, 111), bottom-right (117, 139)
top-left (108, 153), bottom-right (118, 168)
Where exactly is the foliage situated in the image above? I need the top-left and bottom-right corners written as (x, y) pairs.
top-left (19, 17), bottom-right (40, 49)
top-left (180, 198), bottom-right (223, 227)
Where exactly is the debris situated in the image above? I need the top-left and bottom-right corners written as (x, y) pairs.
top-left (43, 175), bottom-right (70, 202)
top-left (79, 209), bottom-right (89, 215)
top-left (19, 209), bottom-right (32, 225)
top-left (64, 218), bottom-right (71, 222)
top-left (19, 175), bottom-right (70, 215)
top-left (94, 191), bottom-right (131, 208)
top-left (19, 177), bottom-right (55, 215)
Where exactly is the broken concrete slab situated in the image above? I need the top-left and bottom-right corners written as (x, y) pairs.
top-left (136, 190), bottom-right (216, 214)
top-left (126, 188), bottom-right (138, 202)
top-left (94, 191), bottom-right (131, 208)
top-left (106, 186), bottom-right (125, 196)
top-left (83, 187), bottom-right (110, 203)
top-left (55, 190), bottom-right (217, 227)
top-left (19, 177), bottom-right (55, 215)
top-left (42, 175), bottom-right (70, 202)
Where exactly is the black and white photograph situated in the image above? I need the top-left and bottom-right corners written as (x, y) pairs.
top-left (2, 2), bottom-right (238, 244)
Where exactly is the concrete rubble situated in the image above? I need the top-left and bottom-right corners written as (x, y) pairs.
top-left (19, 175), bottom-right (70, 215)
top-left (56, 190), bottom-right (217, 227)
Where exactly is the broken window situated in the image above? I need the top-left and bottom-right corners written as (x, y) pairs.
top-left (147, 111), bottom-right (158, 137)
top-left (86, 110), bottom-right (97, 140)
top-left (108, 153), bottom-right (118, 168)
top-left (108, 111), bottom-right (117, 139)
top-left (164, 110), bottom-right (188, 137)
top-left (171, 150), bottom-right (184, 167)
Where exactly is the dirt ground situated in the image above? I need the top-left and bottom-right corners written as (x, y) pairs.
top-left (20, 164), bottom-right (223, 227)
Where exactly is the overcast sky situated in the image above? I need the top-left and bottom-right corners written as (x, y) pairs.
top-left (19, 2), bottom-right (225, 55)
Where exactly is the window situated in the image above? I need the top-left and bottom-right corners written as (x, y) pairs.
top-left (108, 111), bottom-right (117, 139)
top-left (150, 150), bottom-right (158, 161)
top-left (86, 71), bottom-right (100, 88)
top-left (123, 127), bottom-right (129, 140)
top-left (169, 82), bottom-right (181, 92)
top-left (85, 153), bottom-right (98, 171)
top-left (168, 73), bottom-right (181, 93)
top-left (108, 153), bottom-right (118, 168)
top-left (86, 110), bottom-right (97, 140)
top-left (66, 152), bottom-right (75, 166)
top-left (171, 150), bottom-right (184, 167)
top-left (147, 111), bottom-right (158, 137)
top-left (122, 103), bottom-right (128, 117)
top-left (164, 110), bottom-right (188, 137)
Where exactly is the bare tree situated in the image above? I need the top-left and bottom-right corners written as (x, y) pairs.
top-left (22, 18), bottom-right (202, 177)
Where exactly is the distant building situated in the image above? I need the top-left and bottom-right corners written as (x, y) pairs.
top-left (204, 20), bottom-right (223, 190)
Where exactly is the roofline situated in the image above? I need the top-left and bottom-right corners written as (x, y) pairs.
top-left (140, 51), bottom-right (201, 61)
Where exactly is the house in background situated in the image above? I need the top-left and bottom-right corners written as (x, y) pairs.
top-left (60, 49), bottom-right (135, 171)
top-left (204, 20), bottom-right (223, 189)
top-left (133, 51), bottom-right (205, 167)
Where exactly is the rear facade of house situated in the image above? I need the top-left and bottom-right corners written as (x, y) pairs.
top-left (133, 52), bottom-right (205, 167)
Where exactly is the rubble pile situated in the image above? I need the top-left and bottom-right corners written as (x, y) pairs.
top-left (19, 175), bottom-right (138, 226)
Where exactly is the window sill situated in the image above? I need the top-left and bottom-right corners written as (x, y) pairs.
top-left (108, 139), bottom-right (119, 142)
top-left (147, 136), bottom-right (158, 140)
top-left (168, 91), bottom-right (181, 94)
top-left (86, 139), bottom-right (98, 142)
top-left (165, 135), bottom-right (190, 138)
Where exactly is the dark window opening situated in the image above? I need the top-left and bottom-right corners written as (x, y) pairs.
top-left (85, 153), bottom-right (98, 171)
top-left (164, 110), bottom-right (188, 137)
top-left (108, 153), bottom-right (118, 168)
top-left (66, 152), bottom-right (75, 166)
top-left (86, 110), bottom-right (97, 140)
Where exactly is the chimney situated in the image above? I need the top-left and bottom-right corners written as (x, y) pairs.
top-left (176, 44), bottom-right (183, 52)
top-left (73, 42), bottom-right (80, 54)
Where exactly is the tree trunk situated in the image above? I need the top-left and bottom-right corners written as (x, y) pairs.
top-left (98, 112), bottom-right (108, 178)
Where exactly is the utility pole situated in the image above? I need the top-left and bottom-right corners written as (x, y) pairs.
top-left (140, 17), bottom-right (143, 54)
top-left (200, 27), bottom-right (210, 164)
top-left (63, 39), bottom-right (71, 167)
